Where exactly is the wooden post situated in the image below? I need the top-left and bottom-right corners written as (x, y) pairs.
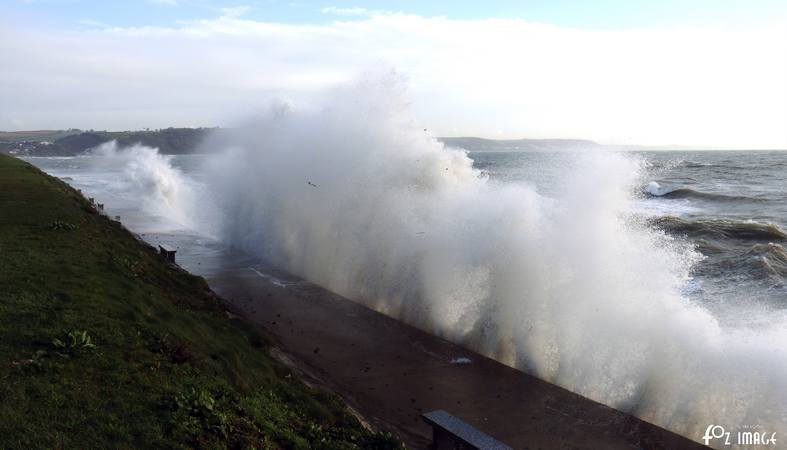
top-left (158, 245), bottom-right (177, 263)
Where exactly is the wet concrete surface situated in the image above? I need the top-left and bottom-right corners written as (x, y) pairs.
top-left (206, 264), bottom-right (708, 450)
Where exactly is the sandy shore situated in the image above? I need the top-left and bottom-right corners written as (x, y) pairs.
top-left (206, 263), bottom-right (707, 449)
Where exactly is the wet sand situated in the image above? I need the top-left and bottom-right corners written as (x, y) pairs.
top-left (207, 263), bottom-right (707, 450)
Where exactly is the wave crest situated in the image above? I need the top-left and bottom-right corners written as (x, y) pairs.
top-left (652, 216), bottom-right (787, 242)
top-left (645, 181), bottom-right (763, 203)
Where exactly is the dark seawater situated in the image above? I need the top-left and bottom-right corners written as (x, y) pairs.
top-left (475, 150), bottom-right (787, 327)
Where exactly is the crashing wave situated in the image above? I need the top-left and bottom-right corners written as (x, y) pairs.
top-left (194, 77), bottom-right (787, 443)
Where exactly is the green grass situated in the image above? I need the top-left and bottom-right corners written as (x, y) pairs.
top-left (0, 154), bottom-right (401, 449)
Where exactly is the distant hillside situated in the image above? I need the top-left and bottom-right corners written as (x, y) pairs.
top-left (54, 132), bottom-right (111, 154)
top-left (0, 129), bottom-right (82, 143)
top-left (0, 128), bottom-right (218, 156)
top-left (439, 137), bottom-right (602, 152)
top-left (107, 128), bottom-right (218, 155)
top-left (2, 128), bottom-right (606, 157)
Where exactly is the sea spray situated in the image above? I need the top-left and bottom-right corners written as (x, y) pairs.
top-left (87, 141), bottom-right (204, 231)
top-left (197, 79), bottom-right (787, 445)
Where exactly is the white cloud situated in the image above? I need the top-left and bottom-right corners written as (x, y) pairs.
top-left (219, 6), bottom-right (250, 18)
top-left (320, 6), bottom-right (372, 16)
top-left (77, 19), bottom-right (112, 29)
top-left (321, 6), bottom-right (364, 15)
top-left (1, 12), bottom-right (785, 148)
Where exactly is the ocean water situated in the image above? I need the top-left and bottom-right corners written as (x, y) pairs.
top-left (473, 150), bottom-right (787, 322)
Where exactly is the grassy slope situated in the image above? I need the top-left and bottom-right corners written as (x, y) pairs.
top-left (0, 154), bottom-right (400, 449)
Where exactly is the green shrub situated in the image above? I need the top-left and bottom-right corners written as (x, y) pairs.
top-left (52, 330), bottom-right (96, 353)
top-left (50, 220), bottom-right (77, 231)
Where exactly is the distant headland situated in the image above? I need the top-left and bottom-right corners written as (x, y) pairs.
top-left (0, 128), bottom-right (219, 156)
top-left (0, 128), bottom-right (615, 157)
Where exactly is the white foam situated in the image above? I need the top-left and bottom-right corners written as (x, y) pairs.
top-left (646, 181), bottom-right (667, 196)
top-left (248, 267), bottom-right (294, 288)
top-left (86, 141), bottom-right (210, 233)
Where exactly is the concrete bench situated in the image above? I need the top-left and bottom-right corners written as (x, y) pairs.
top-left (422, 410), bottom-right (513, 450)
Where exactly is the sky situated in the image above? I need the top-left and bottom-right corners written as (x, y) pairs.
top-left (1, 0), bottom-right (786, 148)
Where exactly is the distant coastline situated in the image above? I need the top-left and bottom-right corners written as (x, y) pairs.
top-left (2, 128), bottom-right (784, 157)
top-left (3, 129), bottom-right (608, 156)
top-left (0, 128), bottom-right (219, 157)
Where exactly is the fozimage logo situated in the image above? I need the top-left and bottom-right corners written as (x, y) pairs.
top-left (702, 424), bottom-right (777, 447)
